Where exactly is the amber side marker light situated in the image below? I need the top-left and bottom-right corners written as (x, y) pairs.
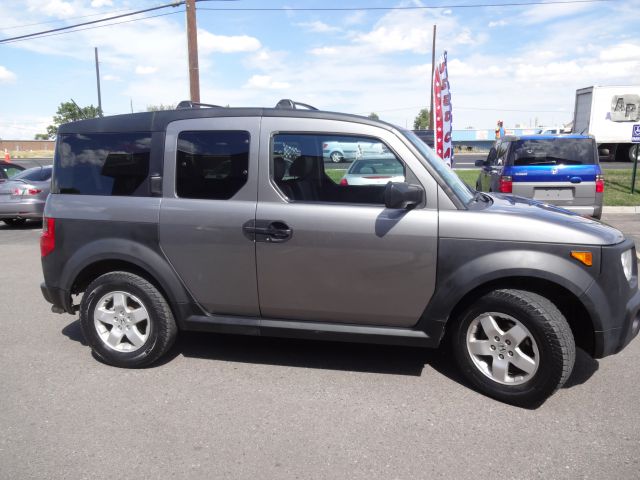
top-left (571, 251), bottom-right (593, 266)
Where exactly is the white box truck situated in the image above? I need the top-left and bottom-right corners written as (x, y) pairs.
top-left (572, 86), bottom-right (640, 162)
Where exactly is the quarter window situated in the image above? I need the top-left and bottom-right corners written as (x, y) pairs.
top-left (55, 132), bottom-right (151, 196)
top-left (272, 133), bottom-right (405, 205)
top-left (176, 131), bottom-right (249, 200)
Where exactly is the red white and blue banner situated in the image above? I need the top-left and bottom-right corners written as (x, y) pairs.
top-left (433, 51), bottom-right (453, 167)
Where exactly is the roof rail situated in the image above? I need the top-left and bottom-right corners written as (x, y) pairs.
top-left (275, 99), bottom-right (318, 111)
top-left (176, 100), bottom-right (223, 110)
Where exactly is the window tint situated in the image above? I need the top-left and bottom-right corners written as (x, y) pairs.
top-left (176, 131), bottom-right (249, 200)
top-left (13, 166), bottom-right (52, 182)
top-left (272, 133), bottom-right (405, 205)
top-left (55, 133), bottom-right (151, 196)
top-left (497, 141), bottom-right (510, 165)
top-left (511, 138), bottom-right (596, 166)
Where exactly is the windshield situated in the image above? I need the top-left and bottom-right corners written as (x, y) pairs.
top-left (401, 129), bottom-right (474, 204)
top-left (511, 138), bottom-right (596, 166)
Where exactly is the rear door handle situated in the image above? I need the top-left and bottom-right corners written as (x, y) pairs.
top-left (242, 220), bottom-right (293, 243)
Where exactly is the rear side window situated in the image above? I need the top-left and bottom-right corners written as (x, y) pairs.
top-left (510, 138), bottom-right (596, 166)
top-left (176, 130), bottom-right (249, 200)
top-left (1, 166), bottom-right (24, 179)
top-left (55, 133), bottom-right (151, 196)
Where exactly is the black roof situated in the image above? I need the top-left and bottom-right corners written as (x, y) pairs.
top-left (57, 107), bottom-right (397, 135)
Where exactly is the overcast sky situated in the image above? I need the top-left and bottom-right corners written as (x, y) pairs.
top-left (1, 0), bottom-right (639, 139)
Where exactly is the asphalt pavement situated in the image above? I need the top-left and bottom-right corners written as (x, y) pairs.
top-left (0, 216), bottom-right (639, 479)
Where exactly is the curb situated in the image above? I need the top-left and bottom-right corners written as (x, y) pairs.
top-left (602, 206), bottom-right (640, 214)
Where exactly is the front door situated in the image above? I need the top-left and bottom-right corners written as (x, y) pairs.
top-left (159, 117), bottom-right (260, 316)
top-left (254, 117), bottom-right (438, 328)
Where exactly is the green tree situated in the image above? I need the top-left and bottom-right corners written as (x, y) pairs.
top-left (34, 133), bottom-right (49, 140)
top-left (367, 112), bottom-right (380, 120)
top-left (413, 108), bottom-right (430, 130)
top-left (46, 101), bottom-right (102, 139)
top-left (146, 103), bottom-right (176, 111)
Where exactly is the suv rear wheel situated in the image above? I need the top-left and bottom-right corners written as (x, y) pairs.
top-left (79, 271), bottom-right (177, 368)
top-left (452, 289), bottom-right (575, 407)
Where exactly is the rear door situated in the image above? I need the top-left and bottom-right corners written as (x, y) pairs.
top-left (159, 117), bottom-right (260, 316)
top-left (254, 117), bottom-right (439, 328)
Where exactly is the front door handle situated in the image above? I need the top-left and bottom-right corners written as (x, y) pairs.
top-left (242, 220), bottom-right (293, 243)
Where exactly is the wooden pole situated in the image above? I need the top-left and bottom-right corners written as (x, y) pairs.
top-left (186, 0), bottom-right (200, 103)
top-left (94, 47), bottom-right (103, 116)
top-left (429, 24), bottom-right (436, 130)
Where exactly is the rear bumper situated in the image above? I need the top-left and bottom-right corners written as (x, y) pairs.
top-left (0, 200), bottom-right (45, 219)
top-left (40, 282), bottom-right (73, 313)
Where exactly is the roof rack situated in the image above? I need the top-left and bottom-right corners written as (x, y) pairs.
top-left (176, 100), bottom-right (223, 110)
top-left (275, 99), bottom-right (318, 111)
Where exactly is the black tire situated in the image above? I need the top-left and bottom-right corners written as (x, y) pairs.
top-left (79, 271), bottom-right (177, 368)
top-left (452, 289), bottom-right (575, 407)
top-left (3, 218), bottom-right (27, 226)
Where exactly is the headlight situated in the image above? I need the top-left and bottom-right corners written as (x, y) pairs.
top-left (621, 249), bottom-right (633, 282)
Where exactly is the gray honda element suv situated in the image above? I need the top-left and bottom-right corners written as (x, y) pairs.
top-left (40, 100), bottom-right (640, 406)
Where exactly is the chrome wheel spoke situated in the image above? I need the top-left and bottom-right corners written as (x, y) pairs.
top-left (126, 328), bottom-right (146, 347)
top-left (511, 348), bottom-right (537, 374)
top-left (95, 307), bottom-right (116, 326)
top-left (129, 307), bottom-right (148, 325)
top-left (480, 314), bottom-right (503, 338)
top-left (112, 292), bottom-right (127, 311)
top-left (492, 357), bottom-right (510, 383)
top-left (505, 324), bottom-right (528, 347)
top-left (106, 328), bottom-right (124, 348)
top-left (468, 339), bottom-right (492, 356)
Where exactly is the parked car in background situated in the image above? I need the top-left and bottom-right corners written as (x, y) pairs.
top-left (339, 158), bottom-right (405, 186)
top-left (322, 139), bottom-right (391, 163)
top-left (475, 134), bottom-right (603, 219)
top-left (0, 161), bottom-right (24, 182)
top-left (0, 165), bottom-right (52, 226)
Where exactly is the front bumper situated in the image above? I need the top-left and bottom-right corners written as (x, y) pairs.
top-left (582, 239), bottom-right (640, 358)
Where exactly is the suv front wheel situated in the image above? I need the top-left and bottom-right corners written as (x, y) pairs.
top-left (452, 289), bottom-right (575, 407)
top-left (79, 271), bottom-right (177, 368)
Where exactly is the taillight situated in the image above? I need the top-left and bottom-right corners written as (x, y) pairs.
top-left (596, 174), bottom-right (604, 193)
top-left (40, 217), bottom-right (55, 257)
top-left (27, 188), bottom-right (42, 195)
top-left (339, 178), bottom-right (348, 186)
top-left (499, 175), bottom-right (512, 193)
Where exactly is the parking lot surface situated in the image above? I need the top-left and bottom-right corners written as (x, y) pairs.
top-left (1, 216), bottom-right (639, 480)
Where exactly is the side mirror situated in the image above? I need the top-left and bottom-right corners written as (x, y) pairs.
top-left (384, 182), bottom-right (424, 210)
top-left (475, 159), bottom-right (487, 167)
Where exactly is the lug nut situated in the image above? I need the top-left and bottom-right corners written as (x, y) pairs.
top-left (498, 354), bottom-right (504, 359)
top-left (494, 336), bottom-right (500, 341)
top-left (505, 340), bottom-right (511, 345)
top-left (490, 345), bottom-right (496, 351)
top-left (508, 351), bottom-right (513, 357)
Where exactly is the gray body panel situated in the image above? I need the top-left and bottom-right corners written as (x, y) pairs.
top-left (256, 117), bottom-right (438, 327)
top-left (159, 117), bottom-right (261, 316)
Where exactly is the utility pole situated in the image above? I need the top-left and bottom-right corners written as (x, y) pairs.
top-left (94, 47), bottom-right (103, 116)
top-left (429, 25), bottom-right (436, 130)
top-left (185, 0), bottom-right (200, 103)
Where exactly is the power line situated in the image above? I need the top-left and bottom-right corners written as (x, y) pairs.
top-left (2, 6), bottom-right (139, 31)
top-left (198, 0), bottom-right (615, 11)
top-left (0, 1), bottom-right (184, 44)
top-left (1, 11), bottom-right (184, 45)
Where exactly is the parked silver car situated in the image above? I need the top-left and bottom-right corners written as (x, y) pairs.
top-left (339, 158), bottom-right (405, 186)
top-left (0, 165), bottom-right (52, 226)
top-left (322, 139), bottom-right (391, 163)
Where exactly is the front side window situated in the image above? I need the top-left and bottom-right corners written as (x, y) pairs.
top-left (176, 130), bottom-right (249, 200)
top-left (55, 132), bottom-right (151, 196)
top-left (271, 133), bottom-right (405, 205)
